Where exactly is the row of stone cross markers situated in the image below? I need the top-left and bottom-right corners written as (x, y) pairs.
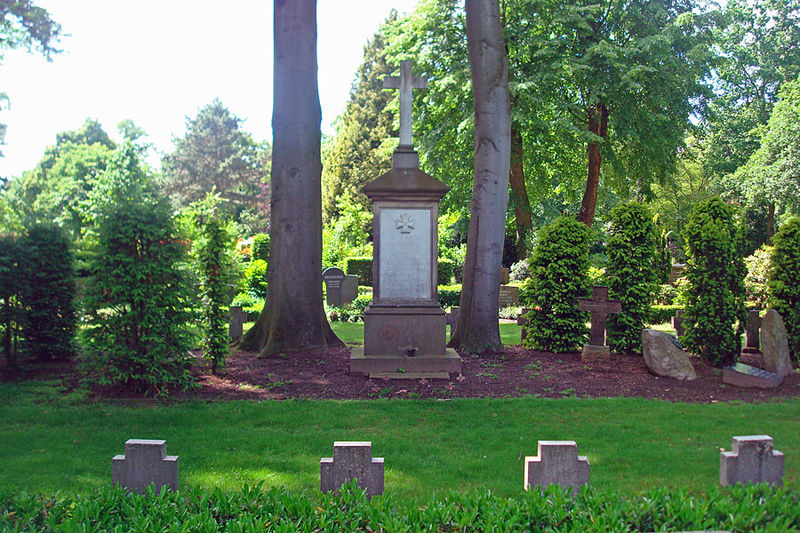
top-left (112, 435), bottom-right (785, 497)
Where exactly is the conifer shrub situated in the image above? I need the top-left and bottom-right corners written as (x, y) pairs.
top-left (682, 198), bottom-right (746, 367)
top-left (522, 216), bottom-right (590, 352)
top-left (769, 217), bottom-right (800, 360)
top-left (251, 233), bottom-right (270, 262)
top-left (0, 235), bottom-right (25, 369)
top-left (192, 195), bottom-right (238, 373)
top-left (21, 223), bottom-right (77, 361)
top-left (605, 202), bottom-right (659, 353)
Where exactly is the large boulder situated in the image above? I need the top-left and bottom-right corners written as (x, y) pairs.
top-left (641, 329), bottom-right (697, 380)
top-left (761, 309), bottom-right (793, 378)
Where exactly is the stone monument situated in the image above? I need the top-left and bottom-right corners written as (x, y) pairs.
top-left (577, 286), bottom-right (621, 361)
top-left (320, 441), bottom-right (384, 498)
top-left (112, 439), bottom-right (178, 494)
top-left (350, 60), bottom-right (461, 378)
top-left (323, 267), bottom-right (359, 308)
top-left (720, 435), bottom-right (784, 487)
top-left (742, 309), bottom-right (762, 353)
top-left (524, 440), bottom-right (590, 492)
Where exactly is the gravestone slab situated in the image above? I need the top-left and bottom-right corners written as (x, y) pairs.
top-left (446, 307), bottom-right (459, 340)
top-left (642, 329), bottom-right (696, 380)
top-left (760, 309), bottom-right (792, 377)
top-left (500, 267), bottom-right (510, 285)
top-left (517, 308), bottom-right (531, 343)
top-left (112, 439), bottom-right (178, 494)
top-left (720, 435), bottom-right (784, 487)
top-left (577, 286), bottom-right (621, 361)
top-left (743, 309), bottom-right (762, 353)
top-left (341, 275), bottom-right (359, 305)
top-left (320, 441), bottom-right (384, 498)
top-left (524, 440), bottom-right (590, 492)
top-left (322, 267), bottom-right (347, 307)
top-left (229, 305), bottom-right (247, 340)
top-left (498, 285), bottom-right (520, 307)
top-left (722, 362), bottom-right (783, 389)
top-left (672, 309), bottom-right (685, 338)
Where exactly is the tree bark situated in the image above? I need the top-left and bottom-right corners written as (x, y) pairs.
top-left (509, 121), bottom-right (532, 259)
top-left (235, 0), bottom-right (343, 356)
top-left (578, 103), bottom-right (608, 228)
top-left (449, 0), bottom-right (511, 354)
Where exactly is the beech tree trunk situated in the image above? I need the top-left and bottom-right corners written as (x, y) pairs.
top-left (235, 0), bottom-right (343, 356)
top-left (578, 103), bottom-right (608, 228)
top-left (449, 0), bottom-right (511, 354)
top-left (509, 121), bottom-right (532, 259)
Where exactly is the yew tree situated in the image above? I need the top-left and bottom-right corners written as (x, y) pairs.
top-left (449, 0), bottom-right (511, 353)
top-left (235, 0), bottom-right (343, 356)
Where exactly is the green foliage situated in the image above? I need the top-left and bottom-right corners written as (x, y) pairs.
top-left (2, 482), bottom-right (800, 532)
top-left (344, 257), bottom-right (373, 287)
top-left (251, 233), bottom-right (270, 262)
top-left (654, 284), bottom-right (678, 306)
top-left (0, 234), bottom-right (24, 368)
top-left (191, 194), bottom-right (238, 373)
top-left (605, 202), bottom-right (660, 353)
top-left (682, 198), bottom-right (746, 367)
top-left (744, 245), bottom-right (774, 310)
top-left (21, 224), bottom-right (76, 362)
top-left (509, 258), bottom-right (531, 281)
top-left (322, 193), bottom-right (373, 268)
top-left (437, 284), bottom-right (462, 308)
top-left (649, 304), bottom-right (683, 326)
top-left (438, 257), bottom-right (455, 285)
top-left (79, 144), bottom-right (196, 396)
top-left (327, 293), bottom-right (373, 323)
top-left (522, 217), bottom-right (590, 352)
top-left (242, 260), bottom-right (268, 299)
top-left (769, 218), bottom-right (800, 360)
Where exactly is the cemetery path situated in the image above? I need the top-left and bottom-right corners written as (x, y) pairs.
top-left (188, 346), bottom-right (800, 403)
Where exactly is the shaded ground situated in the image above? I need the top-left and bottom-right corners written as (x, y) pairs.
top-left (191, 345), bottom-right (800, 403)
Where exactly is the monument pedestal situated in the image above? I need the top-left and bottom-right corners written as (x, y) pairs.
top-left (581, 344), bottom-right (610, 362)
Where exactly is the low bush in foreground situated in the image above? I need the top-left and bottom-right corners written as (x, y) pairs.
top-left (2, 482), bottom-right (798, 532)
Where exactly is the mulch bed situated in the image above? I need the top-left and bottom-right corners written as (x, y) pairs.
top-left (190, 344), bottom-right (800, 403)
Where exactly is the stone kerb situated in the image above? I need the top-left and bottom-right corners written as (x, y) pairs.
top-left (112, 439), bottom-right (178, 494)
top-left (320, 441), bottom-right (384, 498)
top-left (720, 435), bottom-right (784, 487)
top-left (524, 440), bottom-right (590, 492)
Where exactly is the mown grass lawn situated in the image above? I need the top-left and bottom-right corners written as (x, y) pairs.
top-left (1, 378), bottom-right (797, 499)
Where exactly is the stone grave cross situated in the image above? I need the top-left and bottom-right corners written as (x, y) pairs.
top-left (112, 439), bottom-right (178, 494)
top-left (320, 441), bottom-right (384, 498)
top-left (383, 60), bottom-right (427, 147)
top-left (578, 286), bottom-right (622, 346)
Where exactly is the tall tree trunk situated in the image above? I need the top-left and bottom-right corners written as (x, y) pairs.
top-left (509, 121), bottom-right (532, 260)
top-left (578, 103), bottom-right (608, 227)
top-left (235, 0), bottom-right (343, 356)
top-left (449, 0), bottom-right (511, 354)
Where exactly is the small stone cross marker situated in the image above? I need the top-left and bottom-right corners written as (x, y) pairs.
top-left (395, 212), bottom-right (415, 234)
top-left (229, 305), bottom-right (247, 340)
top-left (383, 60), bottom-right (427, 147)
top-left (320, 441), bottom-right (384, 498)
top-left (720, 435), bottom-right (784, 486)
top-left (112, 439), bottom-right (178, 494)
top-left (524, 440), bottom-right (590, 492)
top-left (578, 286), bottom-right (622, 346)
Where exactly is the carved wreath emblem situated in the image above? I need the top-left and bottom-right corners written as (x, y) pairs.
top-left (395, 213), bottom-right (415, 234)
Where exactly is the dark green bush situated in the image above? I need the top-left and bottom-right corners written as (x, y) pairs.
top-left (192, 195), bottom-right (238, 373)
top-left (0, 235), bottom-right (25, 369)
top-left (1, 483), bottom-right (798, 532)
top-left (21, 224), bottom-right (77, 362)
top-left (251, 233), bottom-right (270, 262)
top-left (744, 244), bottom-right (773, 309)
top-left (327, 293), bottom-right (373, 322)
top-left (605, 202), bottom-right (659, 353)
top-left (438, 257), bottom-right (455, 285)
top-left (243, 259), bottom-right (268, 299)
top-left (79, 144), bottom-right (196, 396)
top-left (344, 256), bottom-right (372, 286)
top-left (770, 217), bottom-right (800, 361)
top-left (522, 216), bottom-right (590, 353)
top-left (437, 284), bottom-right (462, 308)
top-left (648, 304), bottom-right (683, 325)
top-left (682, 198), bottom-right (746, 367)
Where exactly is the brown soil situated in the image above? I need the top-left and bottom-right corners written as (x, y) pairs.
top-left (188, 345), bottom-right (800, 403)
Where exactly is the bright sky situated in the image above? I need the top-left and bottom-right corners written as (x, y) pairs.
top-left (0, 0), bottom-right (419, 179)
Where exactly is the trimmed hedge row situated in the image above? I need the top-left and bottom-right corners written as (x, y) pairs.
top-left (2, 483), bottom-right (798, 532)
top-left (343, 257), bottom-right (458, 288)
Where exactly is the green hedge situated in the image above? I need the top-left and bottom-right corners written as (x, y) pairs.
top-left (438, 257), bottom-right (455, 285)
top-left (345, 256), bottom-right (372, 286)
top-left (770, 217), bottom-right (800, 361)
top-left (251, 233), bottom-right (270, 262)
top-left (649, 304), bottom-right (683, 325)
top-left (437, 284), bottom-right (462, 308)
top-left (2, 483), bottom-right (799, 532)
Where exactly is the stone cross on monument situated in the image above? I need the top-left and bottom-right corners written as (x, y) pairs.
top-left (578, 286), bottom-right (621, 362)
top-left (383, 60), bottom-right (428, 147)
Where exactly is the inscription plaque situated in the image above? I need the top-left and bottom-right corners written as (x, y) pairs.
top-left (379, 208), bottom-right (431, 300)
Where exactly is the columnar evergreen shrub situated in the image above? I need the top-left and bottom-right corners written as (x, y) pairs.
top-left (21, 223), bottom-right (77, 361)
top-left (769, 217), bottom-right (800, 360)
top-left (0, 235), bottom-right (25, 368)
top-left (80, 144), bottom-right (196, 396)
top-left (605, 202), bottom-right (659, 353)
top-left (522, 217), bottom-right (590, 352)
top-left (251, 233), bottom-right (270, 262)
top-left (192, 195), bottom-right (238, 373)
top-left (682, 198), bottom-right (746, 367)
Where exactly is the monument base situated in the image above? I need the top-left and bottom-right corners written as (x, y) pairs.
top-left (581, 344), bottom-right (610, 362)
top-left (741, 347), bottom-right (761, 354)
top-left (363, 304), bottom-right (447, 356)
top-left (350, 347), bottom-right (461, 376)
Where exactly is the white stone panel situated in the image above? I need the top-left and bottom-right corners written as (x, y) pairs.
top-left (379, 208), bottom-right (431, 300)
